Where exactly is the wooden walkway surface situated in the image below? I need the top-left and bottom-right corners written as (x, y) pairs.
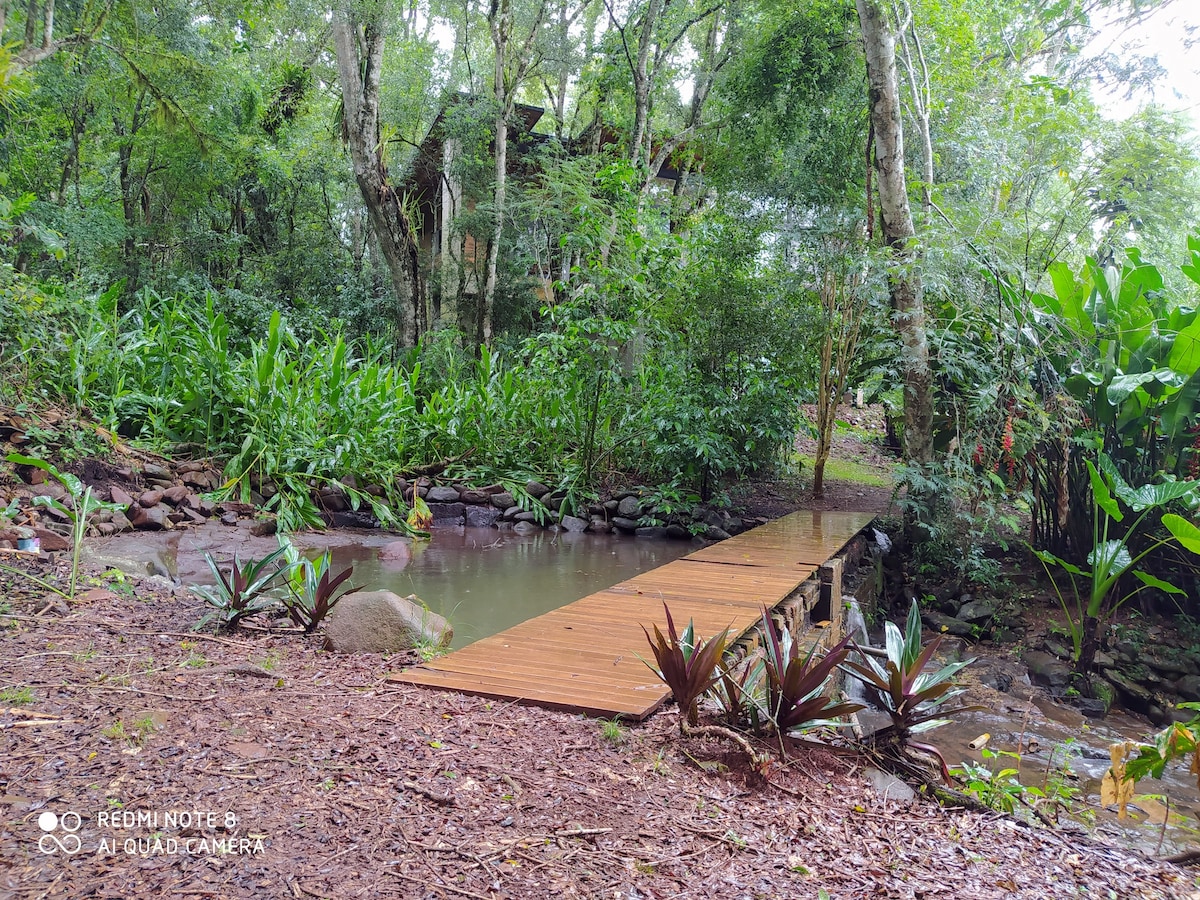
top-left (389, 510), bottom-right (877, 719)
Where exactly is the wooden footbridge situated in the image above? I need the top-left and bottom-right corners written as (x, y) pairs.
top-left (389, 510), bottom-right (878, 719)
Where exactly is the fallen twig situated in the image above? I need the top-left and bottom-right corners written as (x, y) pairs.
top-left (401, 780), bottom-right (457, 806)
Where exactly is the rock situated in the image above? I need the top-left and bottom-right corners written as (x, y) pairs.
top-left (490, 492), bottom-right (516, 510)
top-left (502, 505), bottom-right (521, 520)
top-left (1023, 650), bottom-right (1071, 688)
top-left (1094, 651), bottom-right (1116, 669)
top-left (318, 487), bottom-right (348, 512)
top-left (183, 508), bottom-right (207, 525)
top-left (666, 524), bottom-right (691, 540)
top-left (1044, 640), bottom-right (1073, 661)
top-left (477, 483), bottom-right (506, 496)
top-left (142, 463), bottom-right (171, 479)
top-left (865, 767), bottom-right (916, 803)
top-left (980, 670), bottom-right (1014, 693)
top-left (324, 591), bottom-right (452, 654)
top-left (921, 610), bottom-right (975, 638)
top-left (465, 505), bottom-right (502, 528)
top-left (955, 596), bottom-right (998, 623)
top-left (380, 541), bottom-right (412, 562)
top-left (460, 489), bottom-right (491, 505)
top-left (617, 496), bottom-right (642, 518)
top-left (1147, 653), bottom-right (1193, 676)
top-left (560, 515), bottom-right (589, 533)
top-left (339, 474), bottom-right (360, 490)
top-left (139, 489), bottom-right (165, 508)
top-left (1076, 697), bottom-right (1110, 719)
top-left (32, 527), bottom-right (70, 552)
top-left (249, 518), bottom-right (277, 537)
top-left (525, 481), bottom-right (551, 499)
top-left (636, 526), bottom-right (668, 540)
top-left (590, 517), bottom-right (612, 533)
top-left (513, 521), bottom-right (538, 535)
top-left (95, 522), bottom-right (116, 536)
top-left (110, 487), bottom-right (135, 508)
top-left (166, 510), bottom-right (187, 525)
top-left (128, 504), bottom-right (169, 531)
top-left (364, 483), bottom-right (386, 497)
top-left (177, 461), bottom-right (205, 474)
top-left (162, 485), bottom-right (190, 506)
top-left (724, 517), bottom-right (745, 535)
top-left (110, 511), bottom-right (133, 532)
top-left (603, 499), bottom-right (620, 513)
top-left (427, 502), bottom-right (465, 522)
top-left (542, 494), bottom-right (564, 513)
top-left (181, 471), bottom-right (213, 490)
top-left (612, 516), bottom-right (639, 533)
top-left (705, 525), bottom-right (732, 541)
top-left (220, 511), bottom-right (239, 526)
top-left (514, 510), bottom-right (540, 523)
top-left (1105, 669), bottom-right (1154, 711)
top-left (324, 510), bottom-right (379, 528)
top-left (1174, 675), bottom-right (1200, 702)
top-left (426, 486), bottom-right (461, 503)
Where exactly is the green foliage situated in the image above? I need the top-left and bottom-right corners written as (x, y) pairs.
top-left (842, 601), bottom-right (977, 780)
top-left (3, 453), bottom-right (121, 599)
top-left (641, 604), bottom-right (730, 729)
top-left (191, 546), bottom-right (292, 631)
top-left (1033, 452), bottom-right (1199, 670)
top-left (759, 611), bottom-right (863, 734)
top-left (278, 539), bottom-right (363, 634)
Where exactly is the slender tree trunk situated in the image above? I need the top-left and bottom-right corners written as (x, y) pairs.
top-left (332, 9), bottom-right (424, 347)
top-left (40, 0), bottom-right (51, 46)
top-left (856, 0), bottom-right (933, 466)
top-left (1, 1), bottom-right (10, 39)
top-left (629, 0), bottom-right (662, 171)
top-left (22, 0), bottom-right (35, 47)
top-left (483, 0), bottom-right (510, 347)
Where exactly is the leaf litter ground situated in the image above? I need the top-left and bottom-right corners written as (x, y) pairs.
top-left (0, 554), bottom-right (1195, 900)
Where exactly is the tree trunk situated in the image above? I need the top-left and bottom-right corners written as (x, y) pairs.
top-left (40, 0), bottom-right (51, 46)
top-left (856, 0), bottom-right (933, 466)
top-left (483, 0), bottom-right (510, 347)
top-left (22, 0), bottom-right (34, 47)
top-left (332, 8), bottom-right (424, 348)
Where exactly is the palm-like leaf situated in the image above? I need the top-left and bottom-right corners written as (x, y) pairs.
top-left (642, 603), bottom-right (729, 727)
top-left (192, 546), bottom-right (292, 630)
top-left (284, 550), bottom-right (363, 632)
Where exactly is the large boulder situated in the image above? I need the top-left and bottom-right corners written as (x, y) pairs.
top-left (324, 591), bottom-right (452, 654)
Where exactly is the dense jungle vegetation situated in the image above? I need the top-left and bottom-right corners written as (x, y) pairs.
top-left (3, 0), bottom-right (1200, 682)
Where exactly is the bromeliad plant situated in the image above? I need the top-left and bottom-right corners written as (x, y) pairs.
top-left (759, 608), bottom-right (863, 735)
top-left (278, 539), bottom-right (363, 633)
top-left (192, 546), bottom-right (293, 631)
top-left (641, 603), bottom-right (730, 728)
top-left (842, 600), bottom-right (978, 781)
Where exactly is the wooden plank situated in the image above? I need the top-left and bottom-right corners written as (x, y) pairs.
top-left (390, 509), bottom-right (877, 719)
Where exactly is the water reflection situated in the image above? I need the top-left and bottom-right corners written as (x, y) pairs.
top-left (330, 527), bottom-right (694, 648)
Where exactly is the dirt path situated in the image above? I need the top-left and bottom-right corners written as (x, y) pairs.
top-left (0, 555), bottom-right (1194, 899)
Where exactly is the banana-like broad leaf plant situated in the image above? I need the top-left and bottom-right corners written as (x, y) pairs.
top-left (760, 608), bottom-right (863, 734)
top-left (842, 600), bottom-right (978, 781)
top-left (1034, 453), bottom-right (1200, 677)
top-left (642, 603), bottom-right (729, 728)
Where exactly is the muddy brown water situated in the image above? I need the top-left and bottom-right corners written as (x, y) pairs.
top-left (87, 522), bottom-right (694, 648)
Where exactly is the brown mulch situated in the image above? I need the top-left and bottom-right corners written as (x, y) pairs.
top-left (0, 555), bottom-right (1195, 900)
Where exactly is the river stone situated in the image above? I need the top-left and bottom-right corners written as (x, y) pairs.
top-left (128, 504), bottom-right (169, 531)
top-left (921, 610), bottom-right (974, 638)
top-left (955, 596), bottom-right (998, 623)
top-left (460, 489), bottom-right (490, 505)
top-left (465, 505), bottom-right (502, 528)
top-left (427, 485), bottom-right (461, 503)
top-left (502, 505), bottom-right (521, 520)
top-left (1023, 650), bottom-right (1071, 688)
top-left (490, 492), bottom-right (516, 510)
top-left (142, 463), bottom-right (171, 479)
top-left (636, 526), bottom-right (668, 539)
top-left (162, 485), bottom-right (190, 506)
top-left (1147, 653), bottom-right (1193, 676)
top-left (705, 525), bottom-right (732, 541)
top-left (110, 511), bottom-right (133, 532)
top-left (110, 486), bottom-right (135, 508)
top-left (324, 591), bottom-right (452, 654)
top-left (513, 521), bottom-right (538, 535)
top-left (560, 515), bottom-right (589, 533)
top-left (139, 489), bottom-right (164, 508)
top-left (525, 481), bottom-right (551, 499)
top-left (603, 499), bottom-right (620, 513)
top-left (590, 516), bottom-right (611, 533)
top-left (514, 510), bottom-right (540, 523)
top-left (1174, 675), bottom-right (1200, 702)
top-left (33, 527), bottom-right (70, 552)
top-left (666, 524), bottom-right (691, 540)
top-left (612, 516), bottom-right (639, 533)
top-left (428, 502), bottom-right (465, 522)
top-left (181, 470), bottom-right (214, 490)
top-left (617, 496), bottom-right (642, 518)
top-left (1104, 669), bottom-right (1154, 710)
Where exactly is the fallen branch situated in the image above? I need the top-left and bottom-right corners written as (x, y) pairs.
top-left (681, 721), bottom-right (764, 766)
top-left (401, 780), bottom-right (457, 806)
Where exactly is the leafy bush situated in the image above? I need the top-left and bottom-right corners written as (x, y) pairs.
top-left (641, 604), bottom-right (730, 728)
top-left (192, 547), bottom-right (292, 631)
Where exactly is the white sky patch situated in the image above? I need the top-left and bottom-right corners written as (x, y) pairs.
top-left (1089, 3), bottom-right (1199, 125)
